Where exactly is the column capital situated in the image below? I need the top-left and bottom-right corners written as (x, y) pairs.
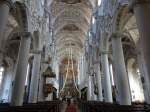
top-left (12, 32), bottom-right (32, 39)
top-left (16, 32), bottom-right (32, 38)
top-left (100, 50), bottom-right (112, 55)
top-left (0, 0), bottom-right (14, 10)
top-left (95, 15), bottom-right (103, 20)
top-left (93, 61), bottom-right (100, 64)
top-left (129, 0), bottom-right (150, 13)
top-left (111, 32), bottom-right (122, 39)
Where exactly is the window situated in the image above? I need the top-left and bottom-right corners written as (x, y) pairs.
top-left (110, 64), bottom-right (115, 86)
top-left (98, 0), bottom-right (102, 6)
top-left (0, 67), bottom-right (4, 86)
top-left (92, 16), bottom-right (95, 24)
top-left (25, 64), bottom-right (30, 86)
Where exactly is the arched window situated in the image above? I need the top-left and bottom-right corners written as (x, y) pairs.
top-left (0, 67), bottom-right (4, 86)
top-left (127, 58), bottom-right (144, 102)
top-left (25, 64), bottom-right (30, 86)
top-left (109, 64), bottom-right (115, 86)
top-left (98, 0), bottom-right (102, 6)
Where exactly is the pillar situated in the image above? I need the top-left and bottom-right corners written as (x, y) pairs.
top-left (101, 51), bottom-right (113, 103)
top-left (93, 50), bottom-right (103, 101)
top-left (129, 0), bottom-right (150, 103)
top-left (38, 56), bottom-right (45, 102)
top-left (90, 46), bottom-right (98, 100)
top-left (137, 51), bottom-right (150, 103)
top-left (88, 75), bottom-right (95, 100)
top-left (11, 32), bottom-right (31, 106)
top-left (94, 64), bottom-right (103, 101)
top-left (37, 72), bottom-right (44, 102)
top-left (8, 63), bottom-right (17, 102)
top-left (0, 65), bottom-right (14, 103)
top-left (28, 51), bottom-right (41, 103)
top-left (0, 0), bottom-right (13, 63)
top-left (54, 61), bottom-right (59, 98)
top-left (0, 68), bottom-right (6, 102)
top-left (111, 33), bottom-right (131, 105)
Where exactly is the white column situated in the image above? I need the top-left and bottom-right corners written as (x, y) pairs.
top-left (37, 71), bottom-right (44, 102)
top-left (101, 51), bottom-right (113, 103)
top-left (8, 63), bottom-right (17, 102)
top-left (28, 51), bottom-right (41, 103)
top-left (111, 33), bottom-right (131, 105)
top-left (88, 75), bottom-right (95, 100)
top-left (38, 56), bottom-right (46, 102)
top-left (89, 46), bottom-right (97, 100)
top-left (54, 61), bottom-right (59, 98)
top-left (78, 56), bottom-right (82, 85)
top-left (93, 50), bottom-right (103, 101)
top-left (11, 32), bottom-right (31, 106)
top-left (137, 51), bottom-right (150, 103)
top-left (95, 64), bottom-right (103, 101)
top-left (129, 0), bottom-right (150, 104)
top-left (0, 67), bottom-right (12, 102)
top-left (0, 68), bottom-right (6, 101)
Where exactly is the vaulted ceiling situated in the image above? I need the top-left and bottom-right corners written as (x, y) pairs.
top-left (49, 0), bottom-right (95, 63)
top-left (48, 0), bottom-right (95, 94)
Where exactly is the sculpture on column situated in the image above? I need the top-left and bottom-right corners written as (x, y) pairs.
top-left (43, 66), bottom-right (56, 97)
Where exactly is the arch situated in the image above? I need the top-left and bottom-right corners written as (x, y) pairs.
top-left (14, 1), bottom-right (29, 32)
top-left (56, 48), bottom-right (80, 61)
top-left (101, 4), bottom-right (139, 58)
top-left (5, 32), bottom-right (21, 62)
top-left (112, 4), bottom-right (131, 33)
top-left (55, 35), bottom-right (83, 49)
top-left (55, 31), bottom-right (84, 44)
top-left (50, 0), bottom-right (92, 22)
top-left (53, 19), bottom-right (88, 35)
top-left (111, 4), bottom-right (139, 45)
top-left (127, 58), bottom-right (145, 102)
top-left (52, 6), bottom-right (90, 26)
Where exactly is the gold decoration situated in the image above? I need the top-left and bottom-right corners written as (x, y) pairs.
top-left (43, 84), bottom-right (54, 97)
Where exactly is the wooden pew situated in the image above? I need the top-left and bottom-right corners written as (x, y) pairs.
top-left (0, 101), bottom-right (62, 112)
top-left (78, 101), bottom-right (150, 112)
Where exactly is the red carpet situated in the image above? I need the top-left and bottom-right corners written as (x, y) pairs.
top-left (65, 104), bottom-right (76, 112)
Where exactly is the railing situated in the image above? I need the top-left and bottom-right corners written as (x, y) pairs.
top-left (0, 101), bottom-right (62, 112)
top-left (78, 101), bottom-right (150, 112)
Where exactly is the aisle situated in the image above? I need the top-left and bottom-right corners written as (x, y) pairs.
top-left (65, 103), bottom-right (77, 112)
top-left (61, 102), bottom-right (80, 112)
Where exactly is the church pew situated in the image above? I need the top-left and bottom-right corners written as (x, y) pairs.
top-left (78, 101), bottom-right (150, 112)
top-left (0, 101), bottom-right (62, 112)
